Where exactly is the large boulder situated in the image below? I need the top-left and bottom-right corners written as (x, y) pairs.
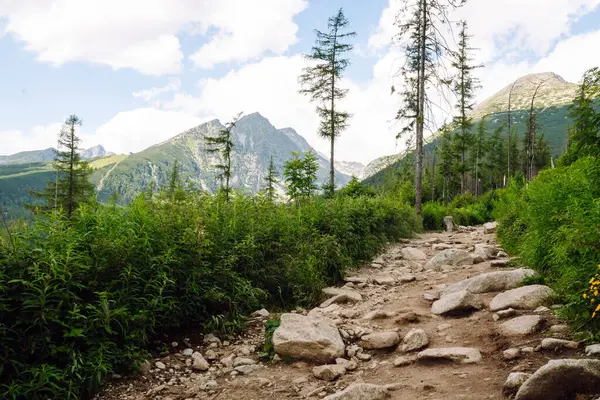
top-left (417, 347), bottom-right (482, 364)
top-left (401, 247), bottom-right (427, 261)
top-left (499, 315), bottom-right (545, 336)
top-left (423, 249), bottom-right (474, 271)
top-left (489, 285), bottom-right (555, 311)
top-left (324, 383), bottom-right (390, 400)
top-left (322, 287), bottom-right (362, 302)
top-left (273, 313), bottom-right (345, 363)
top-left (441, 269), bottom-right (536, 296)
top-left (431, 290), bottom-right (484, 315)
top-left (483, 221), bottom-right (497, 234)
top-left (515, 359), bottom-right (600, 400)
top-left (359, 331), bottom-right (401, 350)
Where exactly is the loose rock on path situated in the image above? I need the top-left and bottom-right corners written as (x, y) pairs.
top-left (98, 225), bottom-right (600, 400)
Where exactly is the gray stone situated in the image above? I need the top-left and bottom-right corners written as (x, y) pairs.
top-left (444, 216), bottom-right (455, 232)
top-left (499, 315), bottom-right (545, 336)
top-left (336, 358), bottom-right (358, 371)
top-left (496, 308), bottom-right (517, 319)
top-left (401, 247), bottom-right (427, 261)
top-left (483, 221), bottom-right (497, 234)
top-left (312, 364), bottom-right (346, 381)
top-left (139, 360), bottom-right (152, 375)
top-left (251, 308), bottom-right (270, 318)
top-left (393, 355), bottom-right (416, 367)
top-left (431, 290), bottom-right (484, 315)
top-left (324, 383), bottom-right (391, 400)
top-left (372, 275), bottom-right (396, 286)
top-left (400, 328), bottom-right (429, 352)
top-left (549, 324), bottom-right (569, 334)
top-left (489, 285), bottom-right (555, 311)
top-left (203, 333), bottom-right (222, 346)
top-left (359, 331), bottom-right (401, 350)
top-left (497, 250), bottom-right (509, 258)
top-left (182, 348), bottom-right (194, 356)
top-left (155, 361), bottom-right (166, 370)
top-left (503, 348), bottom-right (521, 360)
top-left (490, 259), bottom-right (509, 268)
top-left (442, 269), bottom-right (536, 296)
top-left (232, 357), bottom-right (257, 367)
top-left (273, 313), bottom-right (345, 363)
top-left (585, 344), bottom-right (600, 356)
top-left (234, 364), bottom-right (262, 375)
top-left (433, 243), bottom-right (453, 251)
top-left (473, 243), bottom-right (498, 260)
top-left (503, 372), bottom-right (532, 396)
top-left (534, 306), bottom-right (551, 313)
top-left (515, 359), bottom-right (600, 400)
top-left (320, 294), bottom-right (350, 308)
top-left (362, 309), bottom-right (396, 320)
top-left (191, 352), bottom-right (210, 371)
top-left (322, 287), bottom-right (363, 302)
top-left (423, 249), bottom-right (474, 271)
top-left (540, 338), bottom-right (579, 351)
top-left (417, 347), bottom-right (482, 364)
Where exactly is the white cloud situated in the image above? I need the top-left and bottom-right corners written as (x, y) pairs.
top-left (189, 0), bottom-right (307, 69)
top-left (0, 0), bottom-right (307, 75)
top-left (133, 78), bottom-right (182, 102)
top-left (0, 123), bottom-right (63, 155)
top-left (84, 108), bottom-right (207, 154)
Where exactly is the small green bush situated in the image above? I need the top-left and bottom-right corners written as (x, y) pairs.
top-left (422, 202), bottom-right (449, 230)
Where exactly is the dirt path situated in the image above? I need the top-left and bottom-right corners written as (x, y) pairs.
top-left (99, 226), bottom-right (589, 400)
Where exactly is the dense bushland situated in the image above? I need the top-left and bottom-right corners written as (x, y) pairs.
top-left (0, 189), bottom-right (417, 398)
top-left (421, 191), bottom-right (497, 230)
top-left (494, 157), bottom-right (600, 337)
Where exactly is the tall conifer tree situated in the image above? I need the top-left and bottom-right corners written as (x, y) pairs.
top-left (299, 8), bottom-right (356, 196)
top-left (205, 113), bottom-right (242, 200)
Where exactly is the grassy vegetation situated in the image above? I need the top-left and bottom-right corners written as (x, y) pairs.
top-left (0, 188), bottom-right (417, 399)
top-left (421, 192), bottom-right (497, 230)
top-left (494, 157), bottom-right (600, 338)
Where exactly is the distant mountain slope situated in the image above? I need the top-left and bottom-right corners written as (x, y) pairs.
top-left (95, 113), bottom-right (350, 202)
top-left (364, 72), bottom-right (581, 186)
top-left (81, 145), bottom-right (114, 159)
top-left (0, 148), bottom-right (56, 165)
top-left (0, 113), bottom-right (352, 216)
top-left (334, 161), bottom-right (366, 179)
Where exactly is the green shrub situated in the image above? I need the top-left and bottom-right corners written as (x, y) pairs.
top-left (0, 189), bottom-right (417, 398)
top-left (494, 157), bottom-right (600, 335)
top-left (422, 202), bottom-right (449, 230)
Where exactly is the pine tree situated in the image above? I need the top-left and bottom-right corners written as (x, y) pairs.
top-left (301, 151), bottom-right (319, 199)
top-left (485, 125), bottom-right (506, 188)
top-left (393, 0), bottom-right (465, 215)
top-left (299, 8), bottom-right (356, 196)
top-left (205, 113), bottom-right (242, 200)
top-left (167, 160), bottom-right (181, 198)
top-left (29, 115), bottom-right (94, 218)
top-left (263, 156), bottom-right (279, 201)
top-left (563, 67), bottom-right (600, 164)
top-left (472, 116), bottom-right (488, 195)
top-left (525, 78), bottom-right (550, 181)
top-left (450, 21), bottom-right (481, 194)
top-left (437, 125), bottom-right (456, 202)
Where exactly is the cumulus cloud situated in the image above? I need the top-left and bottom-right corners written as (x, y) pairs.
top-left (0, 123), bottom-right (63, 155)
top-left (132, 78), bottom-right (182, 102)
top-left (0, 0), bottom-right (307, 75)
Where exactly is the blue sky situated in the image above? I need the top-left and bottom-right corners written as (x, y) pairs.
top-left (1, 0), bottom-right (599, 163)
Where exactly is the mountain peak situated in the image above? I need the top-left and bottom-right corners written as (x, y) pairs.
top-left (471, 71), bottom-right (579, 119)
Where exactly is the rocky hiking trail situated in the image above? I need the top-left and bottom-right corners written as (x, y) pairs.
top-left (99, 224), bottom-right (600, 400)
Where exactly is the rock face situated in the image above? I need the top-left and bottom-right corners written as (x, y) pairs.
top-left (273, 313), bottom-right (345, 363)
top-left (423, 249), bottom-right (474, 271)
top-left (431, 290), bottom-right (483, 315)
top-left (489, 285), bottom-right (555, 311)
top-left (359, 331), bottom-right (401, 350)
top-left (515, 359), bottom-right (600, 400)
top-left (441, 269), bottom-right (536, 295)
top-left (503, 372), bottom-right (532, 396)
top-left (483, 222), bottom-right (497, 234)
top-left (322, 287), bottom-right (363, 303)
top-left (400, 328), bottom-right (429, 352)
top-left (324, 383), bottom-right (391, 400)
top-left (417, 347), bottom-right (482, 364)
top-left (499, 315), bottom-right (545, 336)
